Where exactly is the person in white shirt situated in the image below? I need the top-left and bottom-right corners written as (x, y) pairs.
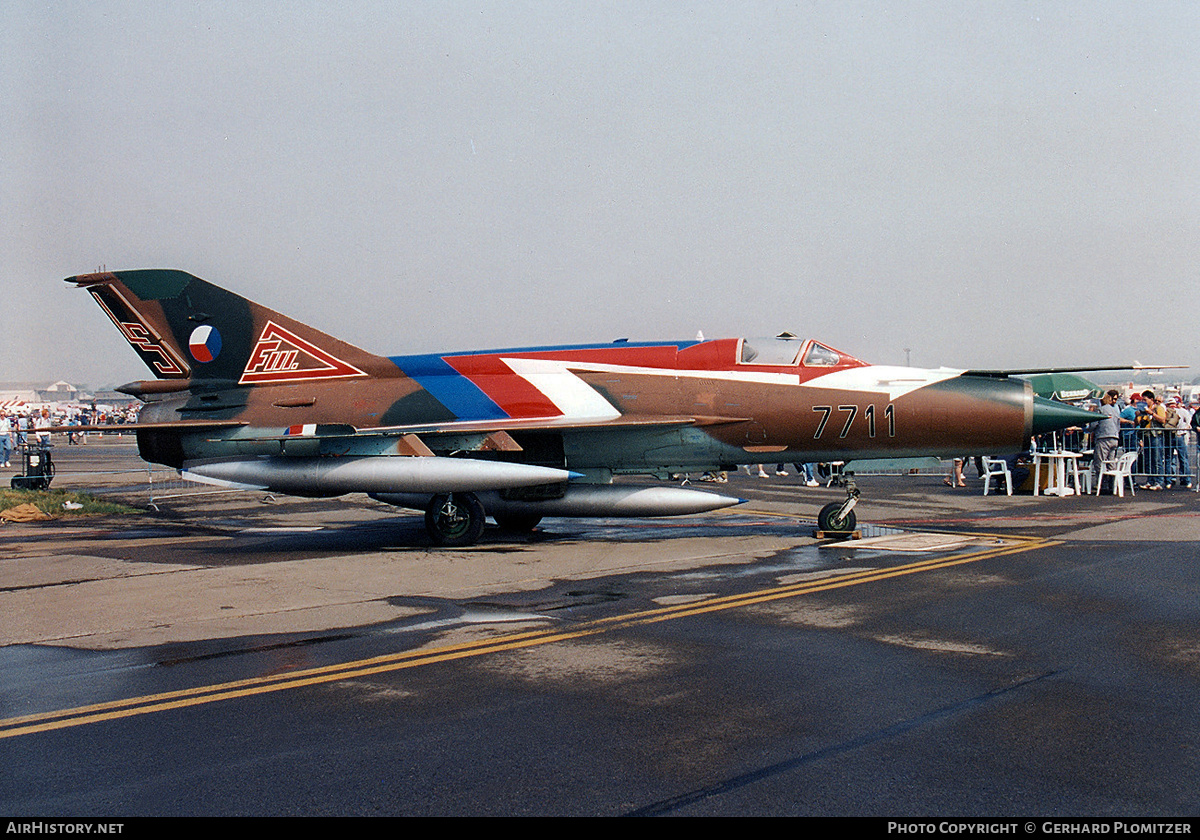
top-left (1166, 398), bottom-right (1193, 489)
top-left (0, 411), bottom-right (11, 467)
top-left (33, 408), bottom-right (52, 445)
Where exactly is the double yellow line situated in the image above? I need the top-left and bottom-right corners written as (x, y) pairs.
top-left (0, 534), bottom-right (1055, 740)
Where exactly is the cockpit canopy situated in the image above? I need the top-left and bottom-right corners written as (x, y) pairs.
top-left (738, 334), bottom-right (859, 368)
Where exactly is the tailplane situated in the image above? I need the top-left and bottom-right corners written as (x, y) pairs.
top-left (68, 269), bottom-right (392, 385)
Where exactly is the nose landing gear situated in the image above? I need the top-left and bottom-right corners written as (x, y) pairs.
top-left (816, 477), bottom-right (859, 537)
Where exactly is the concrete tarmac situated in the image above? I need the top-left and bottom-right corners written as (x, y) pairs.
top-left (2, 440), bottom-right (1199, 816)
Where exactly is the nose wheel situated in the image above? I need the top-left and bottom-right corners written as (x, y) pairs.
top-left (816, 478), bottom-right (859, 536)
top-left (425, 492), bottom-right (485, 546)
top-left (817, 501), bottom-right (857, 533)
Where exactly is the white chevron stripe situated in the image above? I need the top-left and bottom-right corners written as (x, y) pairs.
top-left (797, 365), bottom-right (965, 401)
top-left (500, 357), bottom-right (622, 420)
top-left (500, 357), bottom-right (963, 414)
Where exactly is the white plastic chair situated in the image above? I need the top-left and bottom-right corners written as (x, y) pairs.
top-left (1095, 451), bottom-right (1138, 497)
top-left (982, 457), bottom-right (1012, 496)
top-left (1072, 453), bottom-right (1094, 494)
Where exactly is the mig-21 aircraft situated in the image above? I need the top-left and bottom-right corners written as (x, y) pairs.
top-left (69, 269), bottom-right (1097, 545)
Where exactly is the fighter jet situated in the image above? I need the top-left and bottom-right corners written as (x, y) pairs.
top-left (69, 269), bottom-right (1096, 545)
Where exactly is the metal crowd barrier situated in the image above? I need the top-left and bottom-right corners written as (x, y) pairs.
top-left (50, 459), bottom-right (252, 508)
top-left (144, 469), bottom-right (252, 508)
top-left (1038, 427), bottom-right (1198, 491)
top-left (1119, 426), bottom-right (1197, 490)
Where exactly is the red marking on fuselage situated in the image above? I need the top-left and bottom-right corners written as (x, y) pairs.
top-left (443, 355), bottom-right (562, 418)
top-left (442, 340), bottom-right (870, 415)
top-left (442, 345), bottom-right (687, 418)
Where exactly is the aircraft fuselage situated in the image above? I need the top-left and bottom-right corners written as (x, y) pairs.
top-left (135, 337), bottom-right (1032, 477)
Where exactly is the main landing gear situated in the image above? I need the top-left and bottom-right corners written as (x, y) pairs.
top-left (422, 492), bottom-right (544, 546)
top-left (424, 492), bottom-right (485, 547)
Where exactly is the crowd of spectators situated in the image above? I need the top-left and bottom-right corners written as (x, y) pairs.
top-left (1113, 389), bottom-right (1195, 490)
top-left (1030, 388), bottom-right (1197, 492)
top-left (0, 403), bottom-right (141, 468)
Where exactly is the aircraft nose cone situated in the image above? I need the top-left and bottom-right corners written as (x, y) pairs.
top-left (1031, 395), bottom-right (1098, 436)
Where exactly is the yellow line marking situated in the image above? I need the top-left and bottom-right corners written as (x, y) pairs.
top-left (0, 535), bottom-right (1058, 740)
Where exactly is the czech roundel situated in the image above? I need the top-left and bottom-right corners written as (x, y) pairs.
top-left (188, 325), bottom-right (222, 363)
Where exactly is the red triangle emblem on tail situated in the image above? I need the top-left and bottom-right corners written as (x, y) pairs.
top-left (239, 321), bottom-right (367, 384)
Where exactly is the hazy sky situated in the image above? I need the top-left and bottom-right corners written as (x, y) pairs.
top-left (5, 1), bottom-right (1198, 388)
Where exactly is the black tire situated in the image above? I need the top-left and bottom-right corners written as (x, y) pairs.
top-left (425, 492), bottom-right (485, 546)
top-left (493, 512), bottom-right (542, 533)
top-left (817, 501), bottom-right (856, 533)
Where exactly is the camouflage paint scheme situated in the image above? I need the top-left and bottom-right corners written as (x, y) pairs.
top-left (68, 269), bottom-right (1095, 542)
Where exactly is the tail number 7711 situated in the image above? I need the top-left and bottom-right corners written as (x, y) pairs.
top-left (812, 404), bottom-right (896, 439)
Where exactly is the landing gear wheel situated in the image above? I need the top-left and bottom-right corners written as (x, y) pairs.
top-left (493, 512), bottom-right (542, 533)
top-left (817, 501), bottom-right (856, 533)
top-left (425, 492), bottom-right (485, 546)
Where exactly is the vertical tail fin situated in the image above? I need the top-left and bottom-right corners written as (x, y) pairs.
top-left (68, 269), bottom-right (393, 385)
